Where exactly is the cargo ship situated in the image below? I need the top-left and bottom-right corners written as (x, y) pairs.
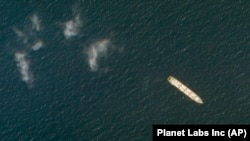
top-left (167, 76), bottom-right (204, 104)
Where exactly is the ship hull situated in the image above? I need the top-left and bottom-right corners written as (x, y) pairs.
top-left (167, 76), bottom-right (204, 104)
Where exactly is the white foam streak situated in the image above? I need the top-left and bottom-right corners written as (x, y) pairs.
top-left (12, 13), bottom-right (44, 51)
top-left (31, 40), bottom-right (43, 51)
top-left (30, 14), bottom-right (41, 32)
top-left (63, 15), bottom-right (82, 39)
top-left (87, 39), bottom-right (111, 71)
top-left (12, 27), bottom-right (28, 44)
top-left (15, 52), bottom-right (33, 88)
top-left (88, 46), bottom-right (98, 71)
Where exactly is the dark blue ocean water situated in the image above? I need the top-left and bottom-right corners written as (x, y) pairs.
top-left (0, 0), bottom-right (249, 140)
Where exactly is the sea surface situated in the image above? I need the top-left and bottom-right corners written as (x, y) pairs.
top-left (0, 0), bottom-right (249, 140)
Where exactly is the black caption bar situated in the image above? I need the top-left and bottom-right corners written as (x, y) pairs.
top-left (153, 125), bottom-right (250, 141)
